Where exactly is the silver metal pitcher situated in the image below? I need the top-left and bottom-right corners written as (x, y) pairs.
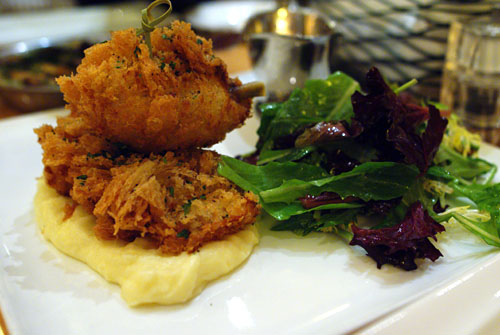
top-left (243, 6), bottom-right (339, 101)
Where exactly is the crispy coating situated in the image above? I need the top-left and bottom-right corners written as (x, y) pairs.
top-left (35, 116), bottom-right (260, 254)
top-left (56, 21), bottom-right (252, 153)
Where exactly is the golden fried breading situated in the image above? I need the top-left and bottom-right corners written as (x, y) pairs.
top-left (93, 151), bottom-right (260, 254)
top-left (35, 116), bottom-right (116, 212)
top-left (57, 21), bottom-right (252, 153)
top-left (35, 116), bottom-right (260, 254)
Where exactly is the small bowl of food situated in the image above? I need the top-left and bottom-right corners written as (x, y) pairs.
top-left (0, 38), bottom-right (92, 112)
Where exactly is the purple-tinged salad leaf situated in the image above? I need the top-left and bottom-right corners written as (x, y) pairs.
top-left (403, 102), bottom-right (432, 128)
top-left (365, 198), bottom-right (402, 216)
top-left (299, 192), bottom-right (359, 209)
top-left (295, 121), bottom-right (353, 148)
top-left (350, 202), bottom-right (445, 271)
top-left (420, 105), bottom-right (448, 172)
top-left (351, 67), bottom-right (448, 174)
top-left (324, 150), bottom-right (360, 176)
top-left (388, 104), bottom-right (448, 175)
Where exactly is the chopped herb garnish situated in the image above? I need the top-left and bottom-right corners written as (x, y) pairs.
top-left (76, 175), bottom-right (88, 180)
top-left (200, 194), bottom-right (206, 200)
top-left (134, 46), bottom-right (141, 57)
top-left (185, 180), bottom-right (192, 184)
top-left (182, 201), bottom-right (192, 215)
top-left (162, 34), bottom-right (173, 41)
top-left (176, 229), bottom-right (190, 239)
top-left (196, 38), bottom-right (203, 45)
top-left (160, 62), bottom-right (166, 70)
top-left (162, 157), bottom-right (167, 164)
top-left (169, 187), bottom-right (174, 197)
top-left (169, 61), bottom-right (176, 70)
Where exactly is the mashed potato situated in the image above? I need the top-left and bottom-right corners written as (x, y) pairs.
top-left (34, 178), bottom-right (259, 306)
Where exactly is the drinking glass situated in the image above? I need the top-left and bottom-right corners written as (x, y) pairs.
top-left (441, 7), bottom-right (500, 144)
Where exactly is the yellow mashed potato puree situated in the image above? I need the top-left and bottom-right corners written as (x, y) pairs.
top-left (34, 178), bottom-right (259, 306)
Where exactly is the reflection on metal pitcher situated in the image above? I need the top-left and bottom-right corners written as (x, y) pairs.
top-left (244, 6), bottom-right (339, 101)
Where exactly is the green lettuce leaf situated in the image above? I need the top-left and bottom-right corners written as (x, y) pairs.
top-left (257, 146), bottom-right (315, 165)
top-left (260, 162), bottom-right (419, 203)
top-left (264, 201), bottom-right (363, 221)
top-left (218, 157), bottom-right (418, 220)
top-left (271, 209), bottom-right (359, 235)
top-left (257, 72), bottom-right (360, 148)
top-left (219, 155), bottom-right (363, 220)
top-left (217, 155), bottom-right (328, 196)
top-left (434, 144), bottom-right (496, 181)
top-left (424, 167), bottom-right (500, 247)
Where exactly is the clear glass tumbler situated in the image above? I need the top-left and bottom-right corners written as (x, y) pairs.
top-left (441, 7), bottom-right (500, 145)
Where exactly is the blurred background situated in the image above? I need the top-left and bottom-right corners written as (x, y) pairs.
top-left (0, 0), bottom-right (497, 126)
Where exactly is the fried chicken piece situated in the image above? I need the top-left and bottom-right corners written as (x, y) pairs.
top-left (93, 150), bottom-right (260, 254)
top-left (35, 116), bottom-right (117, 213)
top-left (35, 116), bottom-right (260, 254)
top-left (56, 21), bottom-right (252, 153)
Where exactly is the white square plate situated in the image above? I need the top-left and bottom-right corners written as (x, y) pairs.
top-left (1, 89), bottom-right (500, 334)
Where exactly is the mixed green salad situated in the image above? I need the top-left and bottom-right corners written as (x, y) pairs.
top-left (218, 67), bottom-right (500, 271)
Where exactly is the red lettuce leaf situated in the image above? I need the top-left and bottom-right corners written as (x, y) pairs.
top-left (421, 105), bottom-right (448, 171)
top-left (299, 192), bottom-right (359, 209)
top-left (351, 67), bottom-right (448, 175)
top-left (433, 201), bottom-right (449, 214)
top-left (349, 202), bottom-right (445, 270)
top-left (387, 104), bottom-right (448, 175)
top-left (365, 198), bottom-right (402, 216)
top-left (295, 121), bottom-right (352, 147)
top-left (325, 150), bottom-right (360, 175)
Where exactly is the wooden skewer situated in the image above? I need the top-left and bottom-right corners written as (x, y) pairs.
top-left (232, 81), bottom-right (265, 100)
